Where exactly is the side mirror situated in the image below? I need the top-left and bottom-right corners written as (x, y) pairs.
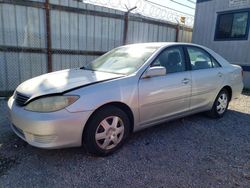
top-left (142, 66), bottom-right (166, 78)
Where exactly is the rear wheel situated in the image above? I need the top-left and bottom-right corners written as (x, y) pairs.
top-left (207, 89), bottom-right (229, 118)
top-left (83, 105), bottom-right (130, 156)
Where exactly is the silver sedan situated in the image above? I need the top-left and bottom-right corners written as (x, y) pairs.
top-left (7, 43), bottom-right (243, 156)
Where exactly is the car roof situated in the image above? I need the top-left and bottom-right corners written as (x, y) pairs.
top-left (123, 42), bottom-right (202, 49)
top-left (123, 42), bottom-right (231, 68)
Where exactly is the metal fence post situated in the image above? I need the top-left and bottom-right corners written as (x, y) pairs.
top-left (175, 24), bottom-right (179, 42)
top-left (123, 6), bottom-right (137, 45)
top-left (45, 0), bottom-right (52, 72)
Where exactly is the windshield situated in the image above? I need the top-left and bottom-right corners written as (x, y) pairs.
top-left (83, 45), bottom-right (159, 75)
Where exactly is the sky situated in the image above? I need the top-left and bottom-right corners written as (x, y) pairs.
top-left (153, 0), bottom-right (196, 16)
top-left (83, 0), bottom-right (197, 26)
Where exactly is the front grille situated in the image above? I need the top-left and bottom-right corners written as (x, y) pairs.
top-left (14, 92), bottom-right (30, 106)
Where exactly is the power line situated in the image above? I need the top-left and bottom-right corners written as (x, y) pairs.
top-left (170, 0), bottom-right (195, 9)
top-left (145, 0), bottom-right (194, 17)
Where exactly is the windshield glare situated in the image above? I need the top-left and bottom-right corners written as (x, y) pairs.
top-left (84, 45), bottom-right (159, 75)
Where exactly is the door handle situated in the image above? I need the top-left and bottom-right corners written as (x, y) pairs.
top-left (182, 78), bottom-right (190, 84)
top-left (218, 72), bottom-right (223, 77)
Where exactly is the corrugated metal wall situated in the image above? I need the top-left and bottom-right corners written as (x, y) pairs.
top-left (192, 0), bottom-right (250, 66)
top-left (0, 3), bottom-right (47, 94)
top-left (192, 0), bottom-right (250, 88)
top-left (0, 0), bottom-right (193, 96)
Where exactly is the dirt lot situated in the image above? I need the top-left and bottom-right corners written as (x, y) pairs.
top-left (0, 93), bottom-right (250, 188)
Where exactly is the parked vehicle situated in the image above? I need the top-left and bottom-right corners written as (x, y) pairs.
top-left (7, 43), bottom-right (243, 156)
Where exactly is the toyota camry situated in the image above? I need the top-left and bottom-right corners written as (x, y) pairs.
top-left (7, 43), bottom-right (243, 156)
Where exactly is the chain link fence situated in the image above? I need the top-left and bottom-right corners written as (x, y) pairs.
top-left (0, 0), bottom-right (193, 97)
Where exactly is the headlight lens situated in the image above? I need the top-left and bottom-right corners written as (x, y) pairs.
top-left (25, 95), bottom-right (79, 112)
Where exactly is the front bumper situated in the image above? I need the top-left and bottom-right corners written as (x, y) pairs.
top-left (7, 96), bottom-right (93, 149)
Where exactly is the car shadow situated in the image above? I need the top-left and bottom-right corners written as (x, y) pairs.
top-left (0, 108), bottom-right (250, 184)
top-left (1, 108), bottom-right (249, 158)
top-left (242, 91), bottom-right (250, 96)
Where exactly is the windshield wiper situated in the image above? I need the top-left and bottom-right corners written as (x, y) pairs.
top-left (80, 66), bottom-right (86, 70)
top-left (80, 66), bottom-right (126, 75)
top-left (80, 66), bottom-right (94, 71)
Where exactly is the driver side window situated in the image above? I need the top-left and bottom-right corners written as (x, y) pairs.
top-left (151, 47), bottom-right (186, 74)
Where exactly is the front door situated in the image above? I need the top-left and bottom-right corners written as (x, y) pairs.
top-left (139, 46), bottom-right (191, 125)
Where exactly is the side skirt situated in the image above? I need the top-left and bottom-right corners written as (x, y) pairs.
top-left (133, 106), bottom-right (210, 132)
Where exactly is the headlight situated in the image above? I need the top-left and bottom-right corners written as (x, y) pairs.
top-left (25, 95), bottom-right (79, 112)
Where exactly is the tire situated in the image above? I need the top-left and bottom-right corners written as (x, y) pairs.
top-left (207, 89), bottom-right (229, 118)
top-left (83, 105), bottom-right (130, 156)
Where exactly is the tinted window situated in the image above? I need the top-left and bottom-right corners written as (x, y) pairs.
top-left (151, 47), bottom-right (186, 74)
top-left (187, 47), bottom-right (213, 70)
top-left (215, 11), bottom-right (249, 40)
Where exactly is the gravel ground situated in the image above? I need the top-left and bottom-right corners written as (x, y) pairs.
top-left (0, 93), bottom-right (250, 188)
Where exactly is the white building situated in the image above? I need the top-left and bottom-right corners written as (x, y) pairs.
top-left (192, 0), bottom-right (250, 88)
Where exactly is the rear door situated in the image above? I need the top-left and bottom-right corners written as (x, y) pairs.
top-left (185, 46), bottom-right (224, 110)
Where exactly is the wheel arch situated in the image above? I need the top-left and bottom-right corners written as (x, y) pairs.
top-left (222, 85), bottom-right (232, 101)
top-left (82, 102), bottom-right (135, 142)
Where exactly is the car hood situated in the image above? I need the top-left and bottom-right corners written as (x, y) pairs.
top-left (16, 69), bottom-right (122, 98)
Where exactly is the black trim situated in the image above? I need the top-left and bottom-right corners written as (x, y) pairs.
top-left (184, 46), bottom-right (192, 70)
top-left (196, 0), bottom-right (212, 3)
top-left (217, 8), bottom-right (250, 14)
top-left (0, 46), bottom-right (47, 53)
top-left (183, 46), bottom-right (192, 71)
top-left (214, 9), bottom-right (250, 41)
top-left (51, 49), bottom-right (106, 56)
top-left (0, 45), bottom-right (107, 56)
top-left (61, 77), bottom-right (122, 94)
top-left (242, 65), bottom-right (250, 72)
top-left (0, 0), bottom-right (45, 8)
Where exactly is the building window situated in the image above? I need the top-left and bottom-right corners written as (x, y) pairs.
top-left (215, 11), bottom-right (249, 40)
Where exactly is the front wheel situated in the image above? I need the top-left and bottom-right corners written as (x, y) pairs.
top-left (83, 105), bottom-right (130, 156)
top-left (207, 89), bottom-right (229, 118)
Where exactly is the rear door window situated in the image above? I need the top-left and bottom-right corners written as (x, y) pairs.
top-left (187, 47), bottom-right (220, 70)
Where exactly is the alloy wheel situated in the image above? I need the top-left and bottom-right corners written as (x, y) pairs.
top-left (216, 93), bottom-right (228, 114)
top-left (95, 116), bottom-right (125, 150)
